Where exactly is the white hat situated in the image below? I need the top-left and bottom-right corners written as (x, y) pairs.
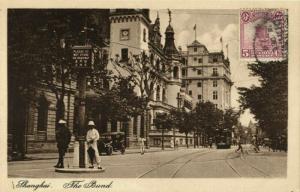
top-left (88, 121), bottom-right (95, 126)
top-left (58, 119), bottom-right (67, 124)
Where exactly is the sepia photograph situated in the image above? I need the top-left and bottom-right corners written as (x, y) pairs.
top-left (6, 8), bottom-right (289, 180)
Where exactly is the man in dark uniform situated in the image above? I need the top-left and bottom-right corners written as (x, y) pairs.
top-left (54, 119), bottom-right (71, 168)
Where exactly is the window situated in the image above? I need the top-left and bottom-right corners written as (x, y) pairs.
top-left (180, 139), bottom-right (183, 145)
top-left (111, 120), bottom-right (117, 132)
top-left (198, 58), bottom-right (203, 63)
top-left (214, 104), bottom-right (218, 108)
top-left (143, 28), bottom-right (147, 42)
top-left (189, 90), bottom-right (192, 96)
top-left (182, 69), bottom-right (186, 76)
top-left (197, 69), bottom-right (202, 75)
top-left (194, 47), bottom-right (197, 52)
top-left (213, 68), bottom-right (218, 76)
top-left (121, 48), bottom-right (128, 61)
top-left (162, 63), bottom-right (166, 73)
top-left (213, 80), bottom-right (218, 87)
top-left (198, 94), bottom-right (202, 100)
top-left (37, 97), bottom-right (49, 132)
top-left (194, 57), bottom-right (197, 61)
top-left (154, 138), bottom-right (161, 145)
top-left (213, 91), bottom-right (218, 100)
top-left (213, 57), bottom-right (218, 62)
top-left (156, 86), bottom-right (160, 101)
top-left (156, 59), bottom-right (160, 70)
top-left (197, 82), bottom-right (202, 87)
top-left (162, 89), bottom-right (166, 103)
top-left (173, 66), bottom-right (179, 79)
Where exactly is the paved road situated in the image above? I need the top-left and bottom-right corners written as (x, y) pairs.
top-left (8, 146), bottom-right (286, 178)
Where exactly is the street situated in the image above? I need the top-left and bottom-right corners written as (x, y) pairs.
top-left (8, 145), bottom-right (286, 178)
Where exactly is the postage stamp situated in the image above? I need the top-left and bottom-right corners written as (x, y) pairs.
top-left (240, 9), bottom-right (288, 60)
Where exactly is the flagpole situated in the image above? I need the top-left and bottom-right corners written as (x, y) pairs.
top-left (220, 37), bottom-right (223, 52)
top-left (193, 24), bottom-right (197, 41)
top-left (226, 44), bottom-right (229, 59)
top-left (195, 26), bottom-right (196, 41)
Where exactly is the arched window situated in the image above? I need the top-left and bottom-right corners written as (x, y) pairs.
top-left (162, 88), bottom-right (166, 103)
top-left (162, 63), bottom-right (166, 73)
top-left (143, 28), bottom-right (147, 42)
top-left (156, 59), bottom-right (160, 70)
top-left (156, 85), bottom-right (160, 101)
top-left (173, 66), bottom-right (179, 79)
top-left (37, 95), bottom-right (49, 132)
top-left (150, 54), bottom-right (154, 65)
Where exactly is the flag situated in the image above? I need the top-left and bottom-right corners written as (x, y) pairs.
top-left (193, 24), bottom-right (197, 30)
top-left (220, 37), bottom-right (223, 43)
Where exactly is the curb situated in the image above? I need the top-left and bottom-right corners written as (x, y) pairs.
top-left (55, 167), bottom-right (105, 173)
top-left (17, 148), bottom-right (184, 161)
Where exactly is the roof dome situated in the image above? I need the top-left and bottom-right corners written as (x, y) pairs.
top-left (165, 24), bottom-right (174, 33)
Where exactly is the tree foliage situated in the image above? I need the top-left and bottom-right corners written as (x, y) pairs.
top-left (153, 112), bottom-right (173, 150)
top-left (170, 108), bottom-right (195, 148)
top-left (238, 60), bottom-right (288, 138)
top-left (8, 10), bottom-right (110, 123)
top-left (194, 101), bottom-right (223, 138)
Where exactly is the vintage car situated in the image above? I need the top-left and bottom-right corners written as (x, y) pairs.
top-left (98, 132), bottom-right (126, 155)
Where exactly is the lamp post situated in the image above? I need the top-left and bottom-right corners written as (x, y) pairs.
top-left (72, 45), bottom-right (93, 168)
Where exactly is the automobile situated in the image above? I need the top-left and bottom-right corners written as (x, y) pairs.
top-left (98, 132), bottom-right (126, 155)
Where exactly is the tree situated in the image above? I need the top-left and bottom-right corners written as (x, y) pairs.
top-left (223, 108), bottom-right (241, 132)
top-left (9, 10), bottom-right (110, 127)
top-left (153, 112), bottom-right (173, 150)
top-left (86, 76), bottom-right (146, 131)
top-left (111, 51), bottom-right (172, 141)
top-left (194, 101), bottom-right (223, 146)
top-left (238, 60), bottom-right (287, 140)
top-left (170, 108), bottom-right (195, 148)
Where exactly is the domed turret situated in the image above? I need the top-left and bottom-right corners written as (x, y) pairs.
top-left (163, 10), bottom-right (179, 58)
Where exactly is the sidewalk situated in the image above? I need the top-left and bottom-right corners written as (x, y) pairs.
top-left (244, 145), bottom-right (287, 157)
top-left (22, 147), bottom-right (189, 161)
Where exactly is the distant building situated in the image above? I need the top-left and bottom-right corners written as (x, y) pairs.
top-left (180, 40), bottom-right (232, 110)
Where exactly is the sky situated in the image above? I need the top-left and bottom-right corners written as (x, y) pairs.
top-left (149, 9), bottom-right (259, 126)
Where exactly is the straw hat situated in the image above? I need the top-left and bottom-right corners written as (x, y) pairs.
top-left (88, 120), bottom-right (95, 126)
top-left (58, 119), bottom-right (67, 124)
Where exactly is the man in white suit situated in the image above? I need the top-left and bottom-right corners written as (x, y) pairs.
top-left (86, 120), bottom-right (103, 169)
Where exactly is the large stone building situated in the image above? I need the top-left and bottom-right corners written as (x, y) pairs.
top-left (107, 9), bottom-right (193, 148)
top-left (181, 40), bottom-right (232, 110)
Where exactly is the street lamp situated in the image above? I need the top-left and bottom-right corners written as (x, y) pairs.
top-left (72, 45), bottom-right (93, 168)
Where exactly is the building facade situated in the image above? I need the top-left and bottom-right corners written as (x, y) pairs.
top-left (8, 83), bottom-right (76, 160)
top-left (181, 40), bottom-right (232, 110)
top-left (107, 9), bottom-right (193, 148)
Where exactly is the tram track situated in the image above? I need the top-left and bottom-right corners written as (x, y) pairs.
top-left (225, 150), bottom-right (270, 177)
top-left (137, 150), bottom-right (213, 178)
top-left (240, 149), bottom-right (270, 177)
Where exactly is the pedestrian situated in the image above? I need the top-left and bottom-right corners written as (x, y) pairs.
top-left (86, 120), bottom-right (103, 169)
top-left (54, 119), bottom-right (71, 168)
top-left (235, 140), bottom-right (243, 154)
top-left (139, 137), bottom-right (146, 155)
top-left (175, 140), bottom-right (179, 150)
top-left (208, 137), bottom-right (213, 149)
top-left (251, 135), bottom-right (259, 153)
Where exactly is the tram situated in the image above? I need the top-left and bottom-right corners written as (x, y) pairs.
top-left (215, 128), bottom-right (231, 149)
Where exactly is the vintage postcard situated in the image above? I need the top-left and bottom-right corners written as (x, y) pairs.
top-left (0, 1), bottom-right (299, 192)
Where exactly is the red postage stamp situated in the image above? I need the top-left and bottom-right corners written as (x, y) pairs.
top-left (240, 9), bottom-right (288, 60)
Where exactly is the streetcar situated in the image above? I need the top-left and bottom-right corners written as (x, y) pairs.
top-left (215, 128), bottom-right (231, 149)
